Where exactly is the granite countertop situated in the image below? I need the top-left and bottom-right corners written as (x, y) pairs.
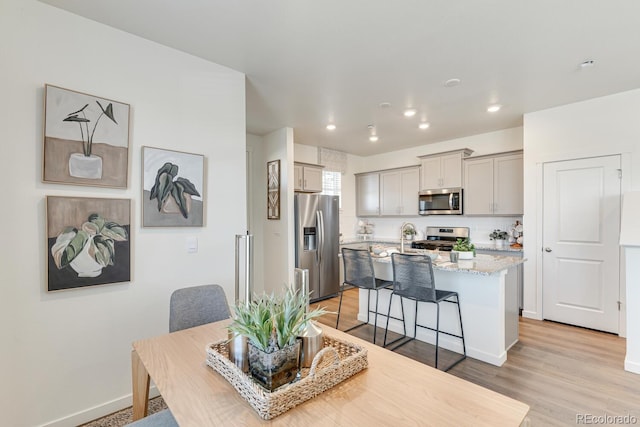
top-left (473, 244), bottom-right (523, 253)
top-left (341, 237), bottom-right (401, 245)
top-left (341, 237), bottom-right (524, 253)
top-left (371, 252), bottom-right (526, 276)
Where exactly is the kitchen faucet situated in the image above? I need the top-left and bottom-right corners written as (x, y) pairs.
top-left (400, 222), bottom-right (416, 254)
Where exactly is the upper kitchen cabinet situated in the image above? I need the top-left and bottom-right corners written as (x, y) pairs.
top-left (294, 162), bottom-right (324, 193)
top-left (356, 166), bottom-right (419, 217)
top-left (355, 172), bottom-right (380, 216)
top-left (380, 167), bottom-right (419, 216)
top-left (419, 149), bottom-right (473, 190)
top-left (464, 151), bottom-right (523, 215)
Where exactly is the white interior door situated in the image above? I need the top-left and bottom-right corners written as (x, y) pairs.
top-left (542, 155), bottom-right (621, 333)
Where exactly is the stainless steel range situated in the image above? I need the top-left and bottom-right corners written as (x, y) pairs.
top-left (410, 226), bottom-right (469, 252)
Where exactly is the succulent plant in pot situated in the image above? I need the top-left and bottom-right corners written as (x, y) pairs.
top-left (227, 287), bottom-right (328, 391)
top-left (489, 229), bottom-right (509, 247)
top-left (452, 238), bottom-right (475, 259)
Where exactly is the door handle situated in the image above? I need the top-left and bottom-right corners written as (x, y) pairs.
top-left (316, 210), bottom-right (324, 266)
top-left (544, 247), bottom-right (552, 252)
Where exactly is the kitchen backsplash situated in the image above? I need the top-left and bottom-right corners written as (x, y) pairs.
top-left (346, 216), bottom-right (522, 245)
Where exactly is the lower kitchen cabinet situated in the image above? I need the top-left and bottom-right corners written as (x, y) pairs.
top-left (476, 248), bottom-right (524, 311)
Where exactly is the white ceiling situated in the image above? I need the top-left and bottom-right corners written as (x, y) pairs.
top-left (40, 0), bottom-right (640, 156)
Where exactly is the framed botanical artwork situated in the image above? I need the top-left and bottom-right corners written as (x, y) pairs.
top-left (46, 196), bottom-right (131, 291)
top-left (43, 84), bottom-right (130, 188)
top-left (267, 159), bottom-right (280, 220)
top-left (142, 146), bottom-right (205, 227)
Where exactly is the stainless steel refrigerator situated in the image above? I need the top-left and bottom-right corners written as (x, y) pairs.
top-left (294, 194), bottom-right (340, 302)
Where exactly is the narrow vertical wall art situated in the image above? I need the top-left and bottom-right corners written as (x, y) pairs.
top-left (267, 159), bottom-right (280, 220)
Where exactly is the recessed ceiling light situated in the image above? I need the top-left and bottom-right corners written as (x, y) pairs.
top-left (326, 124), bottom-right (336, 131)
top-left (444, 78), bottom-right (461, 87)
top-left (403, 108), bottom-right (417, 117)
top-left (379, 102), bottom-right (392, 108)
top-left (487, 104), bottom-right (502, 113)
top-left (419, 122), bottom-right (430, 130)
top-left (369, 135), bottom-right (379, 142)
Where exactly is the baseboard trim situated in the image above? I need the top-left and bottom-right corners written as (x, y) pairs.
top-left (624, 358), bottom-right (640, 375)
top-left (37, 386), bottom-right (159, 427)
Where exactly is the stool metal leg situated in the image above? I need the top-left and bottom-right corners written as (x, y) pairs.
top-left (335, 284), bottom-right (345, 329)
top-left (435, 302), bottom-right (441, 369)
top-left (384, 295), bottom-right (412, 349)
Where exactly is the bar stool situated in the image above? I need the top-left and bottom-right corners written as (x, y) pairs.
top-left (383, 253), bottom-right (466, 371)
top-left (336, 248), bottom-right (393, 344)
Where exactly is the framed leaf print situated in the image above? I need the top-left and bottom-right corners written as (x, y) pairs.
top-left (43, 84), bottom-right (130, 188)
top-left (142, 146), bottom-right (205, 227)
top-left (46, 196), bottom-right (131, 291)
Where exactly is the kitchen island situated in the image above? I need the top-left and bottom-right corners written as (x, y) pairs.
top-left (363, 252), bottom-right (525, 366)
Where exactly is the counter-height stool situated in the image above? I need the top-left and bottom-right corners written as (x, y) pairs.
top-left (383, 253), bottom-right (466, 371)
top-left (336, 248), bottom-right (393, 344)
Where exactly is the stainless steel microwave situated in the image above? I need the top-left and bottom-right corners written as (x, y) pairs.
top-left (418, 188), bottom-right (463, 215)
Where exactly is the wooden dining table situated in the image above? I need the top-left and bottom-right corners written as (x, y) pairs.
top-left (131, 319), bottom-right (530, 426)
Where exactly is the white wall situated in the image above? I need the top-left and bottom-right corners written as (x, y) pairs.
top-left (357, 127), bottom-right (523, 173)
top-left (523, 89), bottom-right (640, 327)
top-left (262, 128), bottom-right (295, 293)
top-left (0, 2), bottom-right (246, 426)
top-left (620, 192), bottom-right (640, 373)
top-left (247, 133), bottom-right (266, 295)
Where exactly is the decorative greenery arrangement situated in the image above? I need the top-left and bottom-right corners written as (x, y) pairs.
top-left (51, 214), bottom-right (128, 272)
top-left (489, 229), bottom-right (509, 240)
top-left (402, 223), bottom-right (417, 237)
top-left (227, 287), bottom-right (329, 353)
top-left (149, 162), bottom-right (201, 219)
top-left (63, 101), bottom-right (118, 157)
top-left (452, 238), bottom-right (475, 252)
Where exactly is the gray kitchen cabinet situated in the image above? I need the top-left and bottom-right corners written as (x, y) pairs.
top-left (418, 149), bottom-right (473, 190)
top-left (476, 248), bottom-right (524, 311)
top-left (464, 151), bottom-right (523, 215)
top-left (356, 166), bottom-right (419, 217)
top-left (355, 172), bottom-right (380, 216)
top-left (294, 162), bottom-right (324, 193)
top-left (379, 167), bottom-right (419, 216)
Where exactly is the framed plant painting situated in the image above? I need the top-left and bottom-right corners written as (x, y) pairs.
top-left (267, 159), bottom-right (280, 220)
top-left (46, 196), bottom-right (131, 291)
top-left (142, 146), bottom-right (205, 227)
top-left (43, 84), bottom-right (130, 188)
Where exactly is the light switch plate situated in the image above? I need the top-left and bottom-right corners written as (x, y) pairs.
top-left (186, 236), bottom-right (198, 253)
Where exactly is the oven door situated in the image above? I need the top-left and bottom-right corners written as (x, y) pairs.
top-left (418, 188), bottom-right (463, 215)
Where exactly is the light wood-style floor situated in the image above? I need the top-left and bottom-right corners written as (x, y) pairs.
top-left (314, 288), bottom-right (640, 426)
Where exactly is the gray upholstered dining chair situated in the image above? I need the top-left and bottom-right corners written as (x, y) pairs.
top-left (127, 284), bottom-right (231, 426)
top-left (336, 248), bottom-right (393, 344)
top-left (383, 253), bottom-right (466, 371)
top-left (169, 284), bottom-right (231, 332)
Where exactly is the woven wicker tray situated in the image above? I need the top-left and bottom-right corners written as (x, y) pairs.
top-left (205, 335), bottom-right (368, 420)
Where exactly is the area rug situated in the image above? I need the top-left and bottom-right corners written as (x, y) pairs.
top-left (80, 396), bottom-right (168, 427)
